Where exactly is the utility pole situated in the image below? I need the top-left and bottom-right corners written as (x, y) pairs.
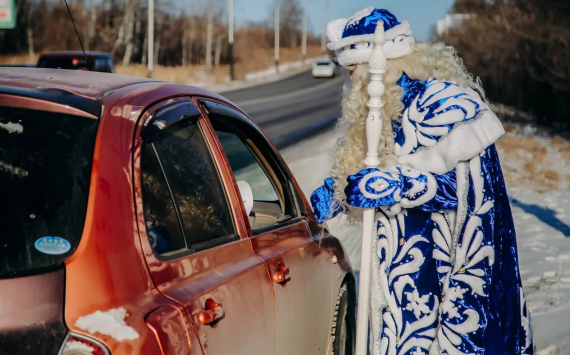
top-left (228, 0), bottom-right (234, 80)
top-left (147, 0), bottom-right (154, 78)
top-left (275, 6), bottom-right (279, 72)
top-left (321, 12), bottom-right (326, 54)
top-left (206, 0), bottom-right (214, 68)
top-left (301, 8), bottom-right (307, 63)
top-left (331, 0), bottom-right (337, 19)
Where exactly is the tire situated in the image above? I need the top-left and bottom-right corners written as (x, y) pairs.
top-left (332, 284), bottom-right (355, 355)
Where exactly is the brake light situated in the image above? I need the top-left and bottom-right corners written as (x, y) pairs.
top-left (72, 58), bottom-right (79, 66)
top-left (59, 332), bottom-right (110, 355)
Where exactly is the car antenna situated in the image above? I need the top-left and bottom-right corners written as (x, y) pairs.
top-left (63, 0), bottom-right (92, 70)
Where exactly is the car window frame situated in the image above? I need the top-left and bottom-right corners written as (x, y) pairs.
top-left (138, 98), bottom-right (242, 261)
top-left (197, 99), bottom-right (306, 236)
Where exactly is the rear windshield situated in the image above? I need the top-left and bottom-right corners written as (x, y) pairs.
top-left (0, 107), bottom-right (98, 278)
top-left (317, 61), bottom-right (332, 66)
top-left (38, 57), bottom-right (91, 71)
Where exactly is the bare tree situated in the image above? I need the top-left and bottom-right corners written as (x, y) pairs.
top-left (205, 0), bottom-right (213, 67)
top-left (444, 0), bottom-right (570, 128)
top-left (122, 0), bottom-right (137, 65)
top-left (26, 3), bottom-right (34, 61)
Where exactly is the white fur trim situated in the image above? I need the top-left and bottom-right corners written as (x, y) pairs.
top-left (397, 110), bottom-right (505, 175)
top-left (335, 38), bottom-right (414, 66)
top-left (346, 6), bottom-right (375, 26)
top-left (328, 21), bottom-right (413, 50)
top-left (326, 18), bottom-right (349, 44)
top-left (328, 21), bottom-right (415, 66)
top-left (337, 47), bottom-right (374, 66)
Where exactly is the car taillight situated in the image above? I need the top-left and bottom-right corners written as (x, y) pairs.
top-left (59, 332), bottom-right (110, 355)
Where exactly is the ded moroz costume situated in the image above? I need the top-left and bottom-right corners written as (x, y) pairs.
top-left (311, 7), bottom-right (533, 355)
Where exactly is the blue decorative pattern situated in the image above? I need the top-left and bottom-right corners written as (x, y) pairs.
top-left (395, 75), bottom-right (486, 156)
top-left (310, 177), bottom-right (342, 223)
top-left (342, 8), bottom-right (400, 38)
top-left (310, 76), bottom-right (532, 355)
top-left (345, 168), bottom-right (402, 208)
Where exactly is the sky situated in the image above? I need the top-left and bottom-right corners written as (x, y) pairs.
top-left (232, 0), bottom-right (457, 42)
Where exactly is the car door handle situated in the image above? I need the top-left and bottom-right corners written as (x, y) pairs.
top-left (198, 299), bottom-right (224, 325)
top-left (272, 262), bottom-right (290, 284)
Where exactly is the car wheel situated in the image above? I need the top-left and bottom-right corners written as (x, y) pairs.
top-left (332, 284), bottom-right (355, 355)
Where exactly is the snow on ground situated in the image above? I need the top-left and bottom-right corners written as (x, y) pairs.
top-left (280, 124), bottom-right (570, 353)
top-left (245, 58), bottom-right (318, 81)
top-left (199, 58), bottom-right (319, 93)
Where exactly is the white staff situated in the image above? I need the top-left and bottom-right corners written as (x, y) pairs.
top-left (355, 21), bottom-right (387, 355)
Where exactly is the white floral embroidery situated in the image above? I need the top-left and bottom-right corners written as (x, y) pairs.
top-left (375, 213), bottom-right (439, 355)
top-left (440, 286), bottom-right (467, 319)
top-left (405, 288), bottom-right (431, 319)
top-left (357, 167), bottom-right (437, 209)
top-left (395, 80), bottom-right (488, 157)
top-left (431, 156), bottom-right (495, 355)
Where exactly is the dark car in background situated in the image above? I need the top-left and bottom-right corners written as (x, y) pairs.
top-left (37, 51), bottom-right (114, 72)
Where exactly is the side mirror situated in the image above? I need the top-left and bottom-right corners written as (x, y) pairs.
top-left (237, 180), bottom-right (254, 216)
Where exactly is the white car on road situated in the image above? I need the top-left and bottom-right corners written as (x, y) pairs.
top-left (312, 58), bottom-right (336, 78)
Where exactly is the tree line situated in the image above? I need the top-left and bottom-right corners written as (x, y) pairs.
top-left (0, 0), bottom-right (318, 68)
top-left (442, 0), bottom-right (570, 129)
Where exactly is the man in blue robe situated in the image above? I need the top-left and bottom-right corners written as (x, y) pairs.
top-left (311, 7), bottom-right (533, 355)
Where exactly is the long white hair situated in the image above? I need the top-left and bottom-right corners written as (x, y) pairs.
top-left (330, 42), bottom-right (485, 219)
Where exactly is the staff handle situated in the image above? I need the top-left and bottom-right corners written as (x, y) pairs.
top-left (354, 21), bottom-right (386, 355)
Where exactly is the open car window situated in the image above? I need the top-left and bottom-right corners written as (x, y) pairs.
top-left (206, 104), bottom-right (300, 234)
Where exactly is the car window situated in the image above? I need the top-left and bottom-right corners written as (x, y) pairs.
top-left (94, 57), bottom-right (115, 73)
top-left (38, 57), bottom-right (90, 70)
top-left (0, 107), bottom-right (98, 278)
top-left (106, 58), bottom-right (115, 73)
top-left (141, 144), bottom-right (186, 255)
top-left (141, 114), bottom-right (237, 256)
top-left (217, 131), bottom-right (279, 203)
top-left (209, 112), bottom-right (299, 233)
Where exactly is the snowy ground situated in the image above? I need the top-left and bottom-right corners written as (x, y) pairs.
top-left (200, 58), bottom-right (319, 93)
top-left (280, 125), bottom-right (570, 354)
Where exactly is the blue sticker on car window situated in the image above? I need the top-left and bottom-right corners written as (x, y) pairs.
top-left (34, 237), bottom-right (71, 255)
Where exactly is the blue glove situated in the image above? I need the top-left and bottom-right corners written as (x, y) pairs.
top-left (310, 178), bottom-right (343, 223)
top-left (345, 168), bottom-right (403, 208)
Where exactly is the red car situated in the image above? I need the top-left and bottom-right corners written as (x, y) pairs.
top-left (37, 51), bottom-right (115, 72)
top-left (0, 68), bottom-right (355, 355)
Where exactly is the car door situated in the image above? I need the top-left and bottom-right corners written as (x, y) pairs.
top-left (132, 98), bottom-right (276, 355)
top-left (200, 100), bottom-right (334, 355)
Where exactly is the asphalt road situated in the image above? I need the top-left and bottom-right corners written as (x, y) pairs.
top-left (220, 68), bottom-right (344, 149)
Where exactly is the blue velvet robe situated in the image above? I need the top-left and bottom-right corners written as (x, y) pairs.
top-left (311, 75), bottom-right (533, 355)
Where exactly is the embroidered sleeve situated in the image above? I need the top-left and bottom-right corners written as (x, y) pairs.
top-left (395, 80), bottom-right (505, 175)
top-left (310, 178), bottom-right (343, 223)
top-left (344, 166), bottom-right (457, 211)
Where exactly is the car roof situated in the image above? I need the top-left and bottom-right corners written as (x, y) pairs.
top-left (38, 51), bottom-right (112, 58)
top-left (0, 68), bottom-right (235, 119)
top-left (0, 68), bottom-right (159, 99)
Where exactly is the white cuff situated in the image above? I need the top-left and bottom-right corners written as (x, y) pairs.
top-left (398, 110), bottom-right (505, 175)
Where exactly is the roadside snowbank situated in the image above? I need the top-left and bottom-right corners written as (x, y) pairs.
top-left (244, 59), bottom-right (317, 81)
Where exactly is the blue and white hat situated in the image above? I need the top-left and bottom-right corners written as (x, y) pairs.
top-left (327, 7), bottom-right (415, 67)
